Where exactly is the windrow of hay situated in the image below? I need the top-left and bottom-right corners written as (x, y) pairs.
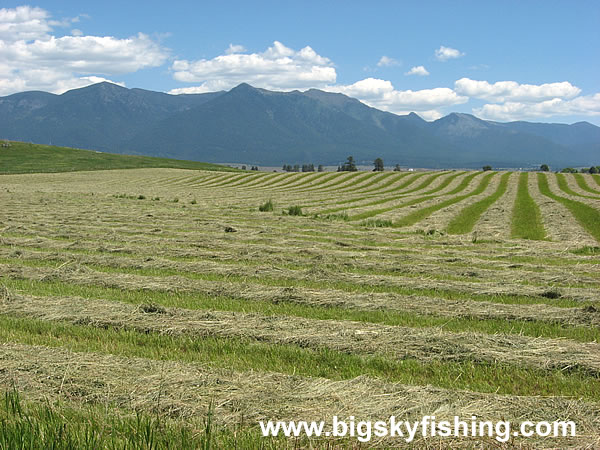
top-left (2, 245), bottom-right (599, 303)
top-left (2, 263), bottom-right (600, 330)
top-left (2, 292), bottom-right (600, 373)
top-left (1, 342), bottom-right (599, 447)
top-left (3, 240), bottom-right (599, 292)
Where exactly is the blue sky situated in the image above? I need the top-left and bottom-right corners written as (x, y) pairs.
top-left (1, 1), bottom-right (598, 124)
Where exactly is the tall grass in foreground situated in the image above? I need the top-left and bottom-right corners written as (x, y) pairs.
top-left (538, 173), bottom-right (600, 242)
top-left (0, 388), bottom-right (277, 449)
top-left (447, 172), bottom-right (511, 234)
top-left (511, 172), bottom-right (546, 240)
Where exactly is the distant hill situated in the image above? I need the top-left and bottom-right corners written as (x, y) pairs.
top-left (0, 141), bottom-right (237, 174)
top-left (1, 82), bottom-right (598, 169)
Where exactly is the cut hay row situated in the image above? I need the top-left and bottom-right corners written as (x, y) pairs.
top-left (3, 292), bottom-right (599, 375)
top-left (2, 225), bottom-right (598, 290)
top-left (556, 173), bottom-right (600, 200)
top-left (538, 173), bottom-right (600, 243)
top-left (1, 343), bottom-right (598, 447)
top-left (2, 232), bottom-right (598, 293)
top-left (322, 172), bottom-right (472, 219)
top-left (573, 173), bottom-right (600, 195)
top-left (348, 172), bottom-right (483, 222)
top-left (390, 172), bottom-right (497, 228)
top-left (447, 172), bottom-right (512, 234)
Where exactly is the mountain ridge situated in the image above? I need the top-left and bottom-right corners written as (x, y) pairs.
top-left (1, 82), bottom-right (598, 168)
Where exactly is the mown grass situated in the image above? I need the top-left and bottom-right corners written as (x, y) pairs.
top-left (3, 279), bottom-right (598, 343)
top-left (1, 253), bottom-right (588, 308)
top-left (0, 141), bottom-right (236, 174)
top-left (349, 172), bottom-right (481, 221)
top-left (447, 172), bottom-right (511, 234)
top-left (555, 173), bottom-right (600, 199)
top-left (1, 315), bottom-right (599, 399)
top-left (538, 173), bottom-right (600, 242)
top-left (511, 172), bottom-right (546, 240)
top-left (573, 173), bottom-right (600, 195)
top-left (392, 172), bottom-right (495, 228)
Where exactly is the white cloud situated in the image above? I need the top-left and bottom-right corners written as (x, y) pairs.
top-left (71, 29), bottom-right (83, 36)
top-left (0, 6), bottom-right (168, 95)
top-left (474, 94), bottom-right (600, 121)
top-left (435, 45), bottom-right (464, 61)
top-left (377, 56), bottom-right (399, 67)
top-left (405, 65), bottom-right (429, 76)
top-left (170, 40), bottom-right (336, 93)
top-left (455, 78), bottom-right (581, 103)
top-left (325, 77), bottom-right (467, 119)
top-left (225, 43), bottom-right (246, 54)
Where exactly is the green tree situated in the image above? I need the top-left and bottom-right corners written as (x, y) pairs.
top-left (589, 166), bottom-right (598, 174)
top-left (373, 158), bottom-right (384, 172)
top-left (540, 164), bottom-right (550, 172)
top-left (317, 165), bottom-right (324, 172)
top-left (482, 165), bottom-right (492, 171)
top-left (393, 164), bottom-right (402, 172)
top-left (340, 156), bottom-right (357, 172)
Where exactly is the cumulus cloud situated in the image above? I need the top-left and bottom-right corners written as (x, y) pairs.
top-left (169, 41), bottom-right (336, 93)
top-left (435, 45), bottom-right (464, 61)
top-left (474, 94), bottom-right (600, 121)
top-left (455, 78), bottom-right (581, 103)
top-left (0, 5), bottom-right (168, 95)
top-left (325, 77), bottom-right (467, 119)
top-left (405, 65), bottom-right (429, 76)
top-left (377, 56), bottom-right (399, 67)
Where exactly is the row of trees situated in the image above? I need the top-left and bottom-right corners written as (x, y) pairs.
top-left (282, 164), bottom-right (325, 172)
top-left (559, 166), bottom-right (599, 174)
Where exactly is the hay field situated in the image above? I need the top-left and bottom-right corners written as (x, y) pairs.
top-left (0, 168), bottom-right (599, 447)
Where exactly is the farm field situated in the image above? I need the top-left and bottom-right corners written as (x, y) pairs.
top-left (1, 167), bottom-right (599, 447)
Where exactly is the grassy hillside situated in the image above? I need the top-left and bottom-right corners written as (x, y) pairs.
top-left (0, 141), bottom-right (237, 174)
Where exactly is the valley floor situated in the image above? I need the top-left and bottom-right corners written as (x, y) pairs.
top-left (0, 168), bottom-right (599, 447)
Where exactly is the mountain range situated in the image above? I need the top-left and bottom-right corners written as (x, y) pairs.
top-left (1, 82), bottom-right (598, 169)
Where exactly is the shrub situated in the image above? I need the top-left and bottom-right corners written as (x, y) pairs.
top-left (137, 195), bottom-right (146, 200)
top-left (190, 199), bottom-right (197, 204)
top-left (286, 205), bottom-right (303, 216)
top-left (259, 199), bottom-right (274, 212)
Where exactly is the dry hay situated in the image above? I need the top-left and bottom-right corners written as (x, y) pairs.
top-left (2, 292), bottom-right (600, 375)
top-left (528, 173), bottom-right (597, 246)
top-left (0, 342), bottom-right (598, 447)
top-left (1, 261), bottom-right (599, 330)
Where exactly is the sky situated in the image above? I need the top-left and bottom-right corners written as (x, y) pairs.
top-left (1, 1), bottom-right (599, 124)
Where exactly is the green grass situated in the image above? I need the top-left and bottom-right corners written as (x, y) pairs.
top-left (538, 173), bottom-right (600, 242)
top-left (392, 172), bottom-right (495, 228)
top-left (511, 172), bottom-right (546, 240)
top-left (0, 141), bottom-right (236, 174)
top-left (1, 316), bottom-right (599, 400)
top-left (447, 172), bottom-right (511, 234)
